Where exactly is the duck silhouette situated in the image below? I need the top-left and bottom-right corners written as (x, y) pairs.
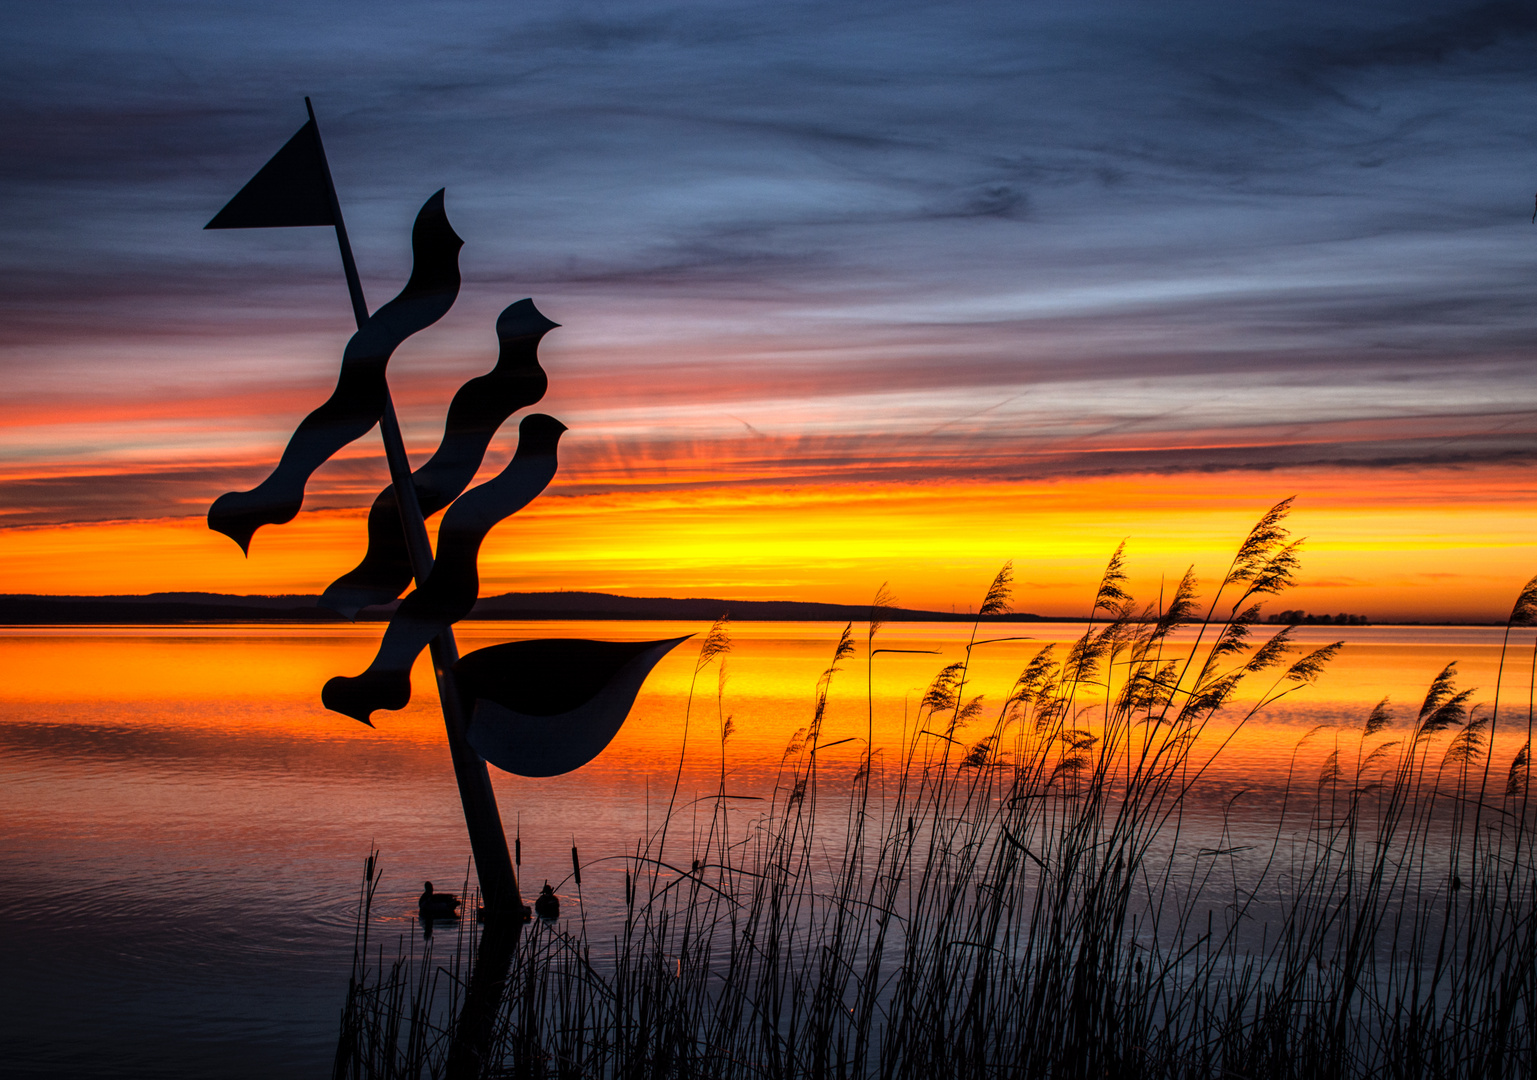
top-left (418, 880), bottom-right (461, 921)
top-left (534, 881), bottom-right (560, 920)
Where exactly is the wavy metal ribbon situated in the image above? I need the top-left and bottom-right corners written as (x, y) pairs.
top-left (322, 413), bottom-right (566, 724)
top-left (207, 190), bottom-right (464, 553)
top-left (319, 300), bottom-right (558, 618)
top-left (457, 636), bottom-right (690, 777)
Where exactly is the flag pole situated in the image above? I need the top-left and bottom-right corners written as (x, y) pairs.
top-left (305, 98), bottom-right (522, 918)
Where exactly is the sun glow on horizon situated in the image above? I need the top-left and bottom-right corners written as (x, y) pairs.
top-left (1, 462), bottom-right (1532, 623)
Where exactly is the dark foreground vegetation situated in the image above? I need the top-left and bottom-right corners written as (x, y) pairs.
top-left (335, 501), bottom-right (1537, 1079)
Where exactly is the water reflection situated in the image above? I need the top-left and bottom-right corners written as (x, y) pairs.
top-left (0, 621), bottom-right (1530, 1076)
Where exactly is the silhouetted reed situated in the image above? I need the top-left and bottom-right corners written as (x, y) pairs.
top-left (336, 499), bottom-right (1537, 1078)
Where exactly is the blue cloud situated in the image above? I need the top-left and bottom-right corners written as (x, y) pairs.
top-left (2, 0), bottom-right (1536, 522)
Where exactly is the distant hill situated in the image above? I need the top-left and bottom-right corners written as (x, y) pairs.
top-left (0, 590), bottom-right (1049, 625)
top-left (467, 590), bottom-right (1044, 623)
top-left (0, 592), bottom-right (342, 624)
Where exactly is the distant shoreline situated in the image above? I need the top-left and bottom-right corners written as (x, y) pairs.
top-left (0, 592), bottom-right (1495, 626)
top-left (0, 590), bottom-right (1049, 625)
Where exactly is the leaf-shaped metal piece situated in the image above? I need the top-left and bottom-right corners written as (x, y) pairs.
top-left (322, 413), bottom-right (566, 723)
top-left (457, 637), bottom-right (690, 776)
top-left (208, 190), bottom-right (463, 553)
top-left (320, 300), bottom-right (559, 618)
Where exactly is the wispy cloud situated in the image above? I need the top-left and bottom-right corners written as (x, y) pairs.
top-left (1, 0), bottom-right (1535, 531)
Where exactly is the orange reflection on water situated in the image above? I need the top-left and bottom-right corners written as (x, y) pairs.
top-left (2, 625), bottom-right (387, 704)
top-left (2, 621), bottom-right (1530, 792)
top-left (3, 618), bottom-right (1533, 952)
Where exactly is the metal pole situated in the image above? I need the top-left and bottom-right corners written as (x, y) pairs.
top-left (306, 98), bottom-right (521, 917)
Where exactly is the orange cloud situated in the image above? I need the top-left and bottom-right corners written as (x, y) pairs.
top-left (2, 463), bottom-right (1533, 623)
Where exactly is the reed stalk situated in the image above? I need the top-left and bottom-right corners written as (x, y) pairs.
top-left (336, 500), bottom-right (1536, 1079)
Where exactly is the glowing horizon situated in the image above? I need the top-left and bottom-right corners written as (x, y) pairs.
top-left (2, 461), bottom-right (1533, 624)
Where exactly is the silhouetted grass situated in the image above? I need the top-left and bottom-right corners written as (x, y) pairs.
top-left (336, 499), bottom-right (1537, 1079)
top-left (333, 854), bottom-right (481, 1078)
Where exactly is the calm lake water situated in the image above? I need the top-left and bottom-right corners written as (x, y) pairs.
top-left (0, 619), bottom-right (1528, 1077)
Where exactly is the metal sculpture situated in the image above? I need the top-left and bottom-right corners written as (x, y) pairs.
top-left (320, 299), bottom-right (557, 620)
top-left (208, 191), bottom-right (463, 552)
top-left (456, 636), bottom-right (690, 777)
top-left (206, 99), bottom-right (684, 918)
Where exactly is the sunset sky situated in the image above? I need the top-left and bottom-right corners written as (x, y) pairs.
top-left (3, 1), bottom-right (1536, 620)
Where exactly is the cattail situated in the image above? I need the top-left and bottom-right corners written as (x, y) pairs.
top-left (571, 844), bottom-right (581, 887)
top-left (979, 561), bottom-right (1013, 617)
top-left (869, 582), bottom-right (895, 638)
top-left (515, 836), bottom-right (521, 867)
top-left (1510, 572), bottom-right (1537, 626)
top-left (332, 504), bottom-right (1535, 1077)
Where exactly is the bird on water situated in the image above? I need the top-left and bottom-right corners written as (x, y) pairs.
top-left (418, 880), bottom-right (461, 920)
top-left (534, 882), bottom-right (560, 920)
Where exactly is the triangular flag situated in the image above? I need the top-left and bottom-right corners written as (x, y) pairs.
top-left (205, 119), bottom-right (334, 230)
